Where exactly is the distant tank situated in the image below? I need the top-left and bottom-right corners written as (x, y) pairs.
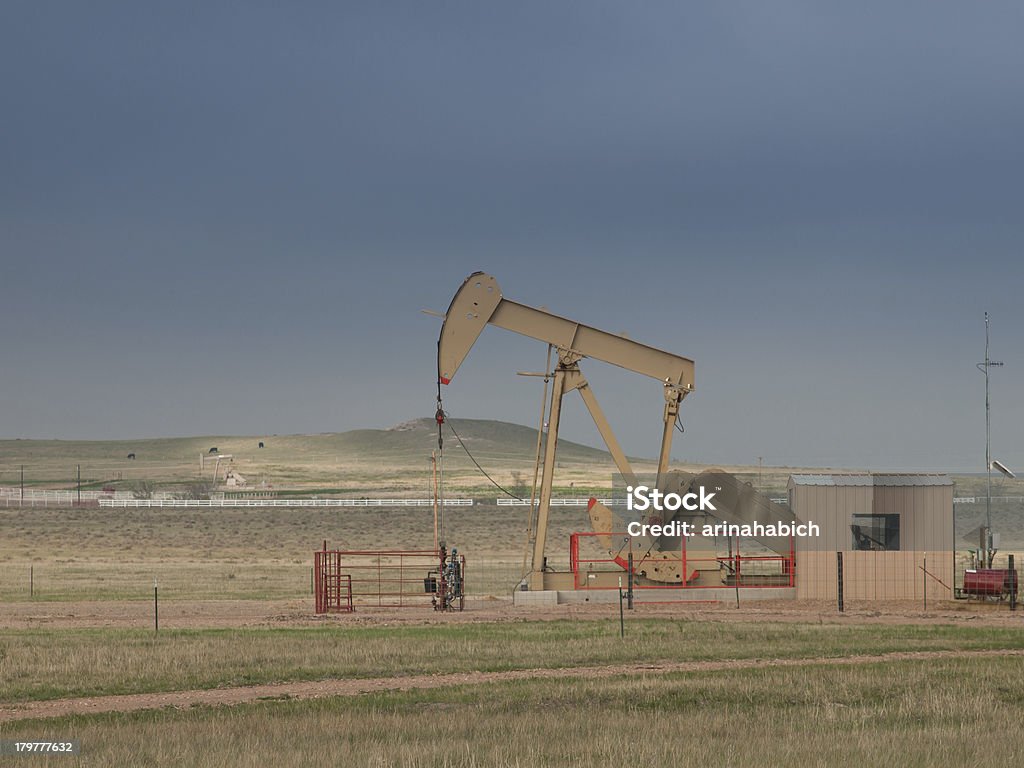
top-left (960, 569), bottom-right (1018, 599)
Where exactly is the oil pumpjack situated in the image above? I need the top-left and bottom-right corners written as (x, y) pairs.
top-left (436, 272), bottom-right (801, 593)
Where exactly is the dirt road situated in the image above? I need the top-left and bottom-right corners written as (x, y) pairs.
top-left (3, 648), bottom-right (1022, 723)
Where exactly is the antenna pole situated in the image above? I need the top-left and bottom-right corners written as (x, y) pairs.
top-left (432, 451), bottom-right (439, 552)
top-left (977, 312), bottom-right (1003, 568)
top-left (986, 313), bottom-right (991, 567)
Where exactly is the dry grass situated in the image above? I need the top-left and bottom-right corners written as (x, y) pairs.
top-left (3, 502), bottom-right (1022, 602)
top-left (2, 620), bottom-right (1022, 705)
top-left (0, 504), bottom-right (576, 601)
top-left (3, 428), bottom-right (1022, 764)
top-left (1, 655), bottom-right (1021, 766)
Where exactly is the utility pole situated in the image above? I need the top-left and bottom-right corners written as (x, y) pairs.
top-left (77, 464), bottom-right (81, 506)
top-left (20, 465), bottom-right (24, 505)
top-left (976, 312), bottom-right (1003, 568)
top-left (431, 451), bottom-right (439, 552)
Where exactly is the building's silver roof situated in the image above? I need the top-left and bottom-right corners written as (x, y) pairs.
top-left (790, 474), bottom-right (952, 487)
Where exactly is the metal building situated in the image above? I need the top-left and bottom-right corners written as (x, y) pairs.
top-left (789, 474), bottom-right (954, 600)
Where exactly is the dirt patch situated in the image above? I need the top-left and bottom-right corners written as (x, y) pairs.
top-left (3, 648), bottom-right (1022, 723)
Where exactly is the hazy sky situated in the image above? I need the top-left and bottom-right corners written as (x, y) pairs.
top-left (2, 3), bottom-right (1022, 471)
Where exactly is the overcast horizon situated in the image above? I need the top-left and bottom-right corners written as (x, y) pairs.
top-left (2, 3), bottom-right (1022, 473)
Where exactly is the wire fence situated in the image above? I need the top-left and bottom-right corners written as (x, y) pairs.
top-left (6, 553), bottom-right (1018, 607)
top-left (0, 490), bottom-right (477, 508)
top-left (99, 498), bottom-right (475, 508)
top-left (794, 549), bottom-right (1021, 608)
top-left (4, 494), bottom-right (1022, 609)
top-left (0, 559), bottom-right (526, 603)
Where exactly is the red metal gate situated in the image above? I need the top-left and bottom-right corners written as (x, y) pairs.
top-left (313, 546), bottom-right (466, 611)
top-left (314, 550), bottom-right (354, 613)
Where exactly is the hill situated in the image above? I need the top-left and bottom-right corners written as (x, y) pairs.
top-left (0, 418), bottom-right (611, 465)
top-left (0, 418), bottom-right (620, 491)
top-left (0, 419), bottom-right (885, 495)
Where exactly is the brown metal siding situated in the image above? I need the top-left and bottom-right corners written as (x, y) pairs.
top-left (789, 476), bottom-right (953, 600)
top-left (795, 550), bottom-right (953, 601)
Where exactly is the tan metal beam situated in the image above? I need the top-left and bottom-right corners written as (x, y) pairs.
top-left (570, 372), bottom-right (638, 487)
top-left (656, 386), bottom-right (683, 486)
top-left (530, 366), bottom-right (566, 589)
top-left (490, 299), bottom-right (693, 389)
top-left (438, 273), bottom-right (694, 392)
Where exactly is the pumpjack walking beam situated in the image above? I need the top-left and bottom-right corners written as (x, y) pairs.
top-left (437, 272), bottom-right (695, 589)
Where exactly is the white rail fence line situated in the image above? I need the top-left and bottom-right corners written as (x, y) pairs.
top-left (499, 496), bottom-right (1024, 507)
top-left (0, 488), bottom-right (182, 502)
top-left (497, 497), bottom-right (628, 507)
top-left (2, 488), bottom-right (119, 502)
top-left (953, 496), bottom-right (1024, 504)
top-left (99, 498), bottom-right (475, 508)
top-left (500, 496), bottom-right (790, 506)
top-left (8, 485), bottom-right (1019, 509)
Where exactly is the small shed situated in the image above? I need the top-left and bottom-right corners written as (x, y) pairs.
top-left (789, 474), bottom-right (954, 601)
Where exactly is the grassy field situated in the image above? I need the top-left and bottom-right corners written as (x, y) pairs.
top-left (3, 620), bottom-right (1022, 704)
top-left (2, 659), bottom-right (1021, 767)
top-left (7, 658), bottom-right (1021, 768)
top-left (0, 502), bottom-right (566, 601)
top-left (3, 501), bottom-right (1022, 604)
top-left (2, 499), bottom-right (1022, 606)
top-left (3, 423), bottom-right (1023, 765)
top-left (1, 622), bottom-right (1022, 766)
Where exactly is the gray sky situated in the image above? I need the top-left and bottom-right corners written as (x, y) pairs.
top-left (2, 2), bottom-right (1022, 471)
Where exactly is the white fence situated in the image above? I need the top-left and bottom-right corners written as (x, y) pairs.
top-left (0, 487), bottom-right (181, 503)
top-left (953, 496), bottom-right (1024, 504)
top-left (1, 488), bottom-right (119, 502)
top-left (497, 497), bottom-right (628, 507)
top-left (99, 497), bottom-right (475, 508)
top-left (499, 496), bottom-right (793, 506)
top-left (9, 485), bottom-right (1019, 509)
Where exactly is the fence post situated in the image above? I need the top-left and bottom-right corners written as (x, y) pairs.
top-left (618, 577), bottom-right (624, 638)
top-left (1010, 554), bottom-right (1017, 612)
top-left (30, 565), bottom-right (33, 598)
top-left (837, 551), bottom-right (844, 613)
top-left (626, 552), bottom-right (634, 610)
